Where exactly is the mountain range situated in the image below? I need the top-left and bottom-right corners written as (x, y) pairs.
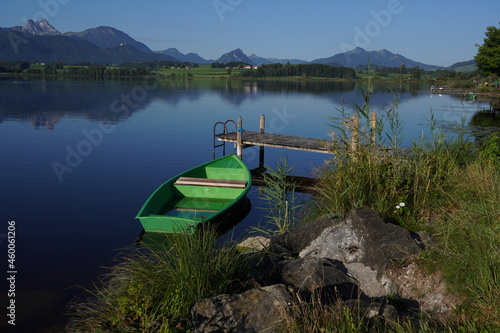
top-left (156, 48), bottom-right (210, 64)
top-left (311, 47), bottom-right (443, 70)
top-left (0, 19), bottom-right (474, 70)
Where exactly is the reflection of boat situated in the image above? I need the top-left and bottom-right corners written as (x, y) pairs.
top-left (465, 92), bottom-right (477, 101)
top-left (135, 154), bottom-right (251, 233)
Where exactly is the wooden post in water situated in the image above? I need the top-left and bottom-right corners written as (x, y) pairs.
top-left (259, 114), bottom-right (265, 169)
top-left (370, 112), bottom-right (377, 144)
top-left (236, 116), bottom-right (243, 159)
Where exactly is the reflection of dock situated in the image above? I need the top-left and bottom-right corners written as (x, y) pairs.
top-left (250, 168), bottom-right (318, 194)
top-left (430, 86), bottom-right (500, 102)
top-left (430, 87), bottom-right (471, 95)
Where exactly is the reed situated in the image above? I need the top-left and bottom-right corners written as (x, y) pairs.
top-left (253, 156), bottom-right (305, 236)
top-left (312, 93), bottom-right (499, 329)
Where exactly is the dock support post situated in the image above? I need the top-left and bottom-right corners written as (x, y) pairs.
top-left (259, 114), bottom-right (265, 169)
top-left (370, 112), bottom-right (377, 144)
top-left (237, 116), bottom-right (243, 159)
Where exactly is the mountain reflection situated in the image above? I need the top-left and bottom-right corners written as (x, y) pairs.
top-left (0, 78), bottom-right (491, 130)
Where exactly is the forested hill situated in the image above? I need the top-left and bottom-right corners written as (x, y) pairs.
top-left (0, 31), bottom-right (177, 64)
top-left (240, 63), bottom-right (356, 78)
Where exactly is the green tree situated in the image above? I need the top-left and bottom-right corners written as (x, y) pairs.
top-left (410, 66), bottom-right (422, 79)
top-left (475, 23), bottom-right (500, 76)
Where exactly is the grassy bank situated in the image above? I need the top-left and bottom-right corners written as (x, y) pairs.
top-left (68, 230), bottom-right (251, 332)
top-left (68, 92), bottom-right (499, 332)
top-left (306, 97), bottom-right (499, 330)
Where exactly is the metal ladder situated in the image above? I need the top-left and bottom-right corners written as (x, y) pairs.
top-left (213, 119), bottom-right (237, 159)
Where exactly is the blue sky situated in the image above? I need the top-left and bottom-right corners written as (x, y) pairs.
top-left (2, 0), bottom-right (499, 66)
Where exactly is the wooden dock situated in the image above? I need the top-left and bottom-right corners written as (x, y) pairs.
top-left (215, 131), bottom-right (331, 154)
top-left (213, 114), bottom-right (378, 191)
top-left (213, 114), bottom-right (376, 162)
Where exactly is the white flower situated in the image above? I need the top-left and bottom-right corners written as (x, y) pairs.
top-left (399, 202), bottom-right (405, 207)
top-left (396, 205), bottom-right (401, 209)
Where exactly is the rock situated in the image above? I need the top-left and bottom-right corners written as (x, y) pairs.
top-left (276, 257), bottom-right (360, 301)
top-left (385, 260), bottom-right (463, 319)
top-left (413, 231), bottom-right (436, 250)
top-left (245, 253), bottom-right (283, 287)
top-left (191, 284), bottom-right (293, 333)
top-left (342, 299), bottom-right (386, 319)
top-left (381, 303), bottom-right (399, 321)
top-left (237, 236), bottom-right (270, 252)
top-left (191, 207), bottom-right (459, 330)
top-left (270, 207), bottom-right (421, 297)
top-left (269, 213), bottom-right (342, 255)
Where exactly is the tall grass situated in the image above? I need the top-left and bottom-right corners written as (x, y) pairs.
top-left (313, 92), bottom-right (499, 329)
top-left (279, 298), bottom-right (498, 333)
top-left (253, 156), bottom-right (304, 236)
top-left (68, 228), bottom-right (250, 332)
top-left (433, 157), bottom-right (500, 324)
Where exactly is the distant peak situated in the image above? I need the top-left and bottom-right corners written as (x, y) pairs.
top-left (352, 47), bottom-right (366, 52)
top-left (91, 26), bottom-right (119, 32)
top-left (22, 18), bottom-right (59, 35)
top-left (377, 49), bottom-right (392, 54)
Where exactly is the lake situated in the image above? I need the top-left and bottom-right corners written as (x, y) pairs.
top-left (0, 77), bottom-right (493, 331)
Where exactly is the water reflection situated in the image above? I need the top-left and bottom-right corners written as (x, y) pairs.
top-left (0, 77), bottom-right (496, 331)
top-left (470, 109), bottom-right (500, 128)
top-left (0, 78), bottom-right (496, 139)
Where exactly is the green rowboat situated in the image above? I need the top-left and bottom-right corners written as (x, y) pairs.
top-left (135, 154), bottom-right (251, 233)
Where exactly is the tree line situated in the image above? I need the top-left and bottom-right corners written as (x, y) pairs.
top-left (374, 66), bottom-right (424, 79)
top-left (64, 66), bottom-right (153, 77)
top-left (1, 60), bottom-right (199, 77)
top-left (210, 62), bottom-right (250, 68)
top-left (0, 61), bottom-right (31, 73)
top-left (240, 63), bottom-right (356, 79)
top-left (121, 60), bottom-right (199, 69)
top-left (22, 64), bottom-right (153, 77)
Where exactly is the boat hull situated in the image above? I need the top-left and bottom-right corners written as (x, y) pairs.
top-left (135, 155), bottom-right (251, 233)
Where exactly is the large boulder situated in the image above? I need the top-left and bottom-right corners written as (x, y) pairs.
top-left (276, 257), bottom-right (360, 301)
top-left (191, 284), bottom-right (293, 333)
top-left (270, 207), bottom-right (422, 297)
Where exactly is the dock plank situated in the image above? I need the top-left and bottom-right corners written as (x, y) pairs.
top-left (216, 131), bottom-right (333, 154)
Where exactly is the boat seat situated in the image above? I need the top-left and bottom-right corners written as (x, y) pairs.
top-left (174, 177), bottom-right (247, 189)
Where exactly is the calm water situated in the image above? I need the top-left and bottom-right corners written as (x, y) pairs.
top-left (0, 78), bottom-right (493, 331)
